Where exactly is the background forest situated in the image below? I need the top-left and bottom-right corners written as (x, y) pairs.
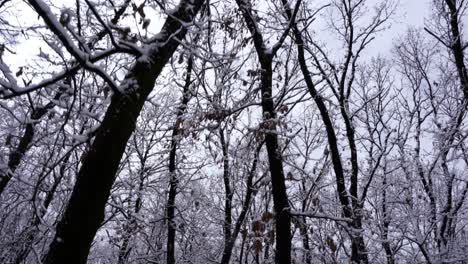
top-left (0, 0), bottom-right (467, 263)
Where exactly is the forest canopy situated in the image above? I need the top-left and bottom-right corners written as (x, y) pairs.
top-left (0, 0), bottom-right (467, 263)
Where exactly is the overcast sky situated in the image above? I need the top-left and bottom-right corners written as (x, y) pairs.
top-left (4, 0), bottom-right (443, 70)
top-left (385, 1), bottom-right (430, 42)
top-left (399, 0), bottom-right (431, 25)
top-left (360, 0), bottom-right (432, 57)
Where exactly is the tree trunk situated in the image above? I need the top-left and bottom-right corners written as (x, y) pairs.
top-left (350, 216), bottom-right (368, 264)
top-left (235, 1), bottom-right (292, 262)
top-left (381, 174), bottom-right (394, 264)
top-left (166, 55), bottom-right (194, 264)
top-left (298, 217), bottom-right (312, 264)
top-left (220, 127), bottom-right (233, 249)
top-left (445, 0), bottom-right (468, 100)
top-left (0, 0), bottom-right (131, 197)
top-left (221, 143), bottom-right (262, 264)
top-left (261, 63), bottom-right (292, 264)
top-left (281, 2), bottom-right (369, 262)
top-left (13, 153), bottom-right (69, 264)
top-left (117, 165), bottom-right (146, 264)
top-left (39, 1), bottom-right (204, 263)
top-left (0, 93), bottom-right (61, 197)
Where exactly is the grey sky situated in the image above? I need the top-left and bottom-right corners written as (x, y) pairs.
top-left (365, 0), bottom-right (431, 57)
top-left (4, 0), bottom-right (440, 70)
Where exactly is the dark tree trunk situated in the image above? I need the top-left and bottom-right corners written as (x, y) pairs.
top-left (281, 1), bottom-right (368, 263)
top-left (13, 154), bottom-right (69, 264)
top-left (235, 1), bottom-right (293, 262)
top-left (220, 128), bottom-right (233, 248)
top-left (221, 143), bottom-right (262, 264)
top-left (445, 0), bottom-right (468, 100)
top-left (0, 0), bottom-right (132, 197)
top-left (300, 222), bottom-right (312, 264)
top-left (261, 63), bottom-right (292, 264)
top-left (117, 166), bottom-right (146, 264)
top-left (239, 233), bottom-right (246, 264)
top-left (297, 215), bottom-right (312, 264)
top-left (298, 179), bottom-right (312, 264)
top-left (350, 216), bottom-right (368, 264)
top-left (37, 1), bottom-right (204, 263)
top-left (0, 94), bottom-right (60, 197)
top-left (0, 121), bottom-right (35, 195)
top-left (166, 55), bottom-right (194, 264)
top-left (381, 176), bottom-right (394, 264)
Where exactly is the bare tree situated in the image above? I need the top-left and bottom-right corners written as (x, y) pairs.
top-left (8, 0), bottom-right (206, 263)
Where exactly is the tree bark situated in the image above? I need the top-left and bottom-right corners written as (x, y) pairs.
top-left (220, 128), bottom-right (233, 250)
top-left (166, 55), bottom-right (194, 264)
top-left (281, 1), bottom-right (368, 262)
top-left (38, 1), bottom-right (204, 263)
top-left (221, 143), bottom-right (262, 264)
top-left (117, 171), bottom-right (145, 264)
top-left (12, 154), bottom-right (69, 264)
top-left (445, 0), bottom-right (468, 101)
top-left (381, 174), bottom-right (394, 264)
top-left (0, 93), bottom-right (61, 197)
top-left (261, 63), bottom-right (292, 264)
top-left (235, 1), bottom-right (292, 262)
top-left (0, 0), bottom-right (131, 197)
